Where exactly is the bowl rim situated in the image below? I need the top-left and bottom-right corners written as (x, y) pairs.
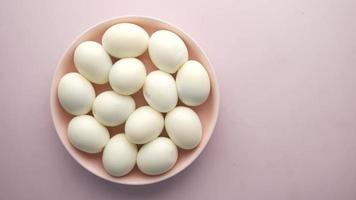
top-left (50, 15), bottom-right (220, 185)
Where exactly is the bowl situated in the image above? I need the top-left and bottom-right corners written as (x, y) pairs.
top-left (50, 16), bottom-right (219, 185)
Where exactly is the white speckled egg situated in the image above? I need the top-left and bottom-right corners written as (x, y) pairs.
top-left (74, 41), bottom-right (112, 84)
top-left (109, 58), bottom-right (146, 95)
top-left (176, 60), bottom-right (211, 106)
top-left (92, 91), bottom-right (135, 127)
top-left (137, 137), bottom-right (178, 175)
top-left (68, 115), bottom-right (110, 153)
top-left (102, 134), bottom-right (137, 177)
top-left (165, 106), bottom-right (202, 149)
top-left (143, 71), bottom-right (177, 113)
top-left (125, 106), bottom-right (164, 144)
top-left (102, 23), bottom-right (149, 58)
top-left (58, 72), bottom-right (95, 115)
top-left (148, 30), bottom-right (188, 73)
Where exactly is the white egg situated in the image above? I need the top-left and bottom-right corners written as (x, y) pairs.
top-left (102, 134), bottom-right (137, 177)
top-left (58, 73), bottom-right (95, 115)
top-left (165, 106), bottom-right (202, 149)
top-left (176, 60), bottom-right (211, 106)
top-left (102, 23), bottom-right (149, 58)
top-left (125, 106), bottom-right (164, 144)
top-left (68, 115), bottom-right (110, 153)
top-left (148, 30), bottom-right (188, 73)
top-left (74, 41), bottom-right (112, 84)
top-left (137, 137), bottom-right (178, 175)
top-left (109, 58), bottom-right (146, 95)
top-left (92, 91), bottom-right (135, 127)
top-left (143, 71), bottom-right (177, 113)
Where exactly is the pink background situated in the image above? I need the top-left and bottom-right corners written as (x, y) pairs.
top-left (1, 0), bottom-right (356, 199)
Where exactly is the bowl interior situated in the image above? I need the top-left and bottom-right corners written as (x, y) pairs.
top-left (50, 16), bottom-right (219, 185)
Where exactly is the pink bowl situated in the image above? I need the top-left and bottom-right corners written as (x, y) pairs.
top-left (50, 16), bottom-right (219, 185)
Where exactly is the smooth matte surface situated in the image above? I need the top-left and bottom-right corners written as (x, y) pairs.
top-left (50, 16), bottom-right (219, 185)
top-left (1, 0), bottom-right (356, 199)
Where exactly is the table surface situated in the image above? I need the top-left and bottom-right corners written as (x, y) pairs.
top-left (1, 0), bottom-right (356, 199)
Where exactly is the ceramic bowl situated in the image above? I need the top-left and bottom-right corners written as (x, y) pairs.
top-left (50, 16), bottom-right (219, 185)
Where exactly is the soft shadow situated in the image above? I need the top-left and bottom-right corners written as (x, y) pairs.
top-left (85, 157), bottom-right (201, 198)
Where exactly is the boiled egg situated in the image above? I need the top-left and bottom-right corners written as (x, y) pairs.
top-left (92, 91), bottom-right (135, 127)
top-left (125, 106), bottom-right (164, 144)
top-left (57, 72), bottom-right (95, 115)
top-left (68, 115), bottom-right (110, 153)
top-left (148, 30), bottom-right (188, 73)
top-left (102, 23), bottom-right (149, 58)
top-left (176, 60), bottom-right (210, 106)
top-left (109, 58), bottom-right (146, 95)
top-left (165, 106), bottom-right (202, 149)
top-left (137, 137), bottom-right (178, 175)
top-left (102, 134), bottom-right (137, 177)
top-left (143, 70), bottom-right (177, 113)
top-left (74, 41), bottom-right (112, 84)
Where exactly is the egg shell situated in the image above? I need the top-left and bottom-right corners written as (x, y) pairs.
top-left (165, 106), bottom-right (202, 149)
top-left (125, 106), bottom-right (164, 144)
top-left (102, 134), bottom-right (138, 177)
top-left (143, 71), bottom-right (178, 113)
top-left (92, 91), bottom-right (135, 127)
top-left (68, 115), bottom-right (110, 153)
top-left (148, 30), bottom-right (188, 73)
top-left (176, 60), bottom-right (211, 106)
top-left (102, 23), bottom-right (149, 58)
top-left (137, 137), bottom-right (178, 175)
top-left (57, 72), bottom-right (95, 115)
top-left (109, 58), bottom-right (146, 95)
top-left (74, 41), bottom-right (112, 84)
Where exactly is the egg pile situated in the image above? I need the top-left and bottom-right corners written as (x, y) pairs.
top-left (57, 23), bottom-right (211, 177)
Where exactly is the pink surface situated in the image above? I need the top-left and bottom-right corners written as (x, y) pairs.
top-left (1, 0), bottom-right (356, 199)
top-left (51, 16), bottom-right (219, 185)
